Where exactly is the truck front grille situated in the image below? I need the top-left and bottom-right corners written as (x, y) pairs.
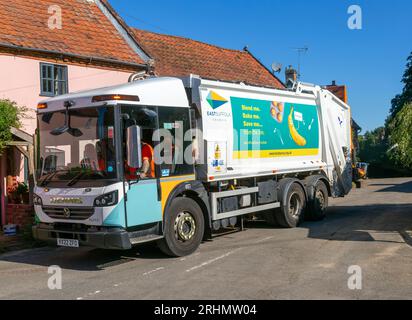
top-left (42, 206), bottom-right (94, 221)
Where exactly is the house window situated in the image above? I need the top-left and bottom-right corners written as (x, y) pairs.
top-left (40, 63), bottom-right (68, 97)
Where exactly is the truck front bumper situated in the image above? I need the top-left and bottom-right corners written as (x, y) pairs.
top-left (32, 224), bottom-right (132, 250)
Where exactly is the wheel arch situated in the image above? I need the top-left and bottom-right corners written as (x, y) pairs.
top-left (162, 180), bottom-right (212, 240)
top-left (278, 177), bottom-right (307, 205)
top-left (304, 174), bottom-right (332, 200)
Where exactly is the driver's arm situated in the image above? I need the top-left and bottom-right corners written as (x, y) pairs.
top-left (140, 158), bottom-right (150, 178)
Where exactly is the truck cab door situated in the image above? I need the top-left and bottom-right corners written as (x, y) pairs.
top-left (122, 106), bottom-right (162, 228)
top-left (125, 179), bottom-right (162, 227)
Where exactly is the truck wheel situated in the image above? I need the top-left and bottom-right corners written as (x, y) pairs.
top-left (306, 180), bottom-right (328, 221)
top-left (158, 197), bottom-right (205, 257)
top-left (275, 182), bottom-right (306, 228)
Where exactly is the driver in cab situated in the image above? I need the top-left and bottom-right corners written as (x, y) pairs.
top-left (126, 134), bottom-right (155, 180)
top-left (140, 140), bottom-right (155, 179)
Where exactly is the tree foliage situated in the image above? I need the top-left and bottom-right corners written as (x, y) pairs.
top-left (387, 103), bottom-right (412, 169)
top-left (389, 51), bottom-right (412, 120)
top-left (358, 51), bottom-right (412, 176)
top-left (0, 99), bottom-right (25, 155)
top-left (359, 127), bottom-right (389, 165)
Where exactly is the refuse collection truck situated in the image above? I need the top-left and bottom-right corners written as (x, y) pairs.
top-left (32, 75), bottom-right (352, 257)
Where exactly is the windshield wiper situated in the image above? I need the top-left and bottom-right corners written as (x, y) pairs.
top-left (40, 171), bottom-right (59, 187)
top-left (67, 171), bottom-right (107, 187)
top-left (67, 172), bottom-right (86, 187)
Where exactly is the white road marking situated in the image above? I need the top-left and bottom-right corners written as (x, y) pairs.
top-left (186, 249), bottom-right (241, 273)
top-left (255, 236), bottom-right (275, 244)
top-left (143, 267), bottom-right (165, 276)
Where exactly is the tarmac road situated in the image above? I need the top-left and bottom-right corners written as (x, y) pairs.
top-left (0, 178), bottom-right (412, 300)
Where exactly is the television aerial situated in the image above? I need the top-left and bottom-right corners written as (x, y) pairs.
top-left (291, 46), bottom-right (309, 80)
top-left (292, 46), bottom-right (309, 79)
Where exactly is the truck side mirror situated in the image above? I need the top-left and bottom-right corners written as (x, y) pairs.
top-left (127, 125), bottom-right (142, 169)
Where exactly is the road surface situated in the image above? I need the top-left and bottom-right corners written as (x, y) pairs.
top-left (1, 178), bottom-right (412, 300)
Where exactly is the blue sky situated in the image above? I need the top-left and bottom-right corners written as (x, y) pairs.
top-left (110, 0), bottom-right (412, 132)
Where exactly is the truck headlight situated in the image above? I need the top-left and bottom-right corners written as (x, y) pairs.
top-left (33, 194), bottom-right (43, 206)
top-left (94, 191), bottom-right (118, 207)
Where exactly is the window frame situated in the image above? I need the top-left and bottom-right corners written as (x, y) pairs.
top-left (120, 105), bottom-right (195, 180)
top-left (157, 106), bottom-right (195, 178)
top-left (120, 105), bottom-right (159, 181)
top-left (36, 106), bottom-right (120, 188)
top-left (39, 62), bottom-right (69, 97)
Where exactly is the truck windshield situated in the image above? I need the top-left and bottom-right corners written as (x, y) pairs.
top-left (37, 106), bottom-right (118, 187)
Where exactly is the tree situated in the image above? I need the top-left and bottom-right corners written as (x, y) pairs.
top-left (358, 127), bottom-right (389, 165)
top-left (358, 51), bottom-right (412, 177)
top-left (387, 103), bottom-right (412, 169)
top-left (0, 99), bottom-right (26, 155)
top-left (389, 51), bottom-right (412, 120)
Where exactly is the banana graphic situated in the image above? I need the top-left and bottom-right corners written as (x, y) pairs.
top-left (288, 108), bottom-right (307, 147)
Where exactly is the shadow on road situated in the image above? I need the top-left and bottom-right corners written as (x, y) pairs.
top-left (305, 203), bottom-right (412, 244)
top-left (244, 203), bottom-right (412, 245)
top-left (370, 180), bottom-right (412, 193)
top-left (0, 242), bottom-right (169, 272)
top-left (1, 202), bottom-right (412, 271)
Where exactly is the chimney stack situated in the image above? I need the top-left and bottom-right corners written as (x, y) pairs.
top-left (285, 65), bottom-right (298, 87)
top-left (332, 80), bottom-right (336, 86)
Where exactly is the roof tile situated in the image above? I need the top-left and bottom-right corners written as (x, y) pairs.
top-left (132, 28), bottom-right (284, 89)
top-left (0, 0), bottom-right (145, 66)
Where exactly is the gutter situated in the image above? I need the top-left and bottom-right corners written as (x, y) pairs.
top-left (0, 42), bottom-right (149, 71)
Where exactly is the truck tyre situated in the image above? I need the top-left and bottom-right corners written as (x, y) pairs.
top-left (264, 209), bottom-right (280, 227)
top-left (306, 180), bottom-right (328, 221)
top-left (275, 182), bottom-right (306, 228)
top-left (158, 197), bottom-right (205, 257)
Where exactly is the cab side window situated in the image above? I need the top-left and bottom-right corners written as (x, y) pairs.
top-left (158, 107), bottom-right (194, 177)
top-left (121, 105), bottom-right (157, 180)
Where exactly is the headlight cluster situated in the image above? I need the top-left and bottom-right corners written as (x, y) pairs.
top-left (33, 194), bottom-right (43, 206)
top-left (94, 191), bottom-right (118, 207)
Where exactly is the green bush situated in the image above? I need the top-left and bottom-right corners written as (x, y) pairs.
top-left (16, 182), bottom-right (29, 194)
top-left (0, 99), bottom-right (27, 155)
top-left (358, 127), bottom-right (391, 168)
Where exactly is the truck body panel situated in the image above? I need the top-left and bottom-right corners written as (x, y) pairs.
top-left (186, 77), bottom-right (352, 196)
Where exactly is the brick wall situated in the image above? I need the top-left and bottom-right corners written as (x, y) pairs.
top-left (5, 204), bottom-right (34, 227)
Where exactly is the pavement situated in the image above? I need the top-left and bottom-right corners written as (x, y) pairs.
top-left (0, 178), bottom-right (412, 300)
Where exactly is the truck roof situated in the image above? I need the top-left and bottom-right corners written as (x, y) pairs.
top-left (37, 77), bottom-right (190, 113)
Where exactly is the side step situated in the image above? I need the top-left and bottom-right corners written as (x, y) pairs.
top-left (128, 223), bottom-right (164, 245)
top-left (130, 234), bottom-right (164, 245)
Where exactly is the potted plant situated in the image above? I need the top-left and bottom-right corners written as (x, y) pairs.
top-left (16, 182), bottom-right (29, 204)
